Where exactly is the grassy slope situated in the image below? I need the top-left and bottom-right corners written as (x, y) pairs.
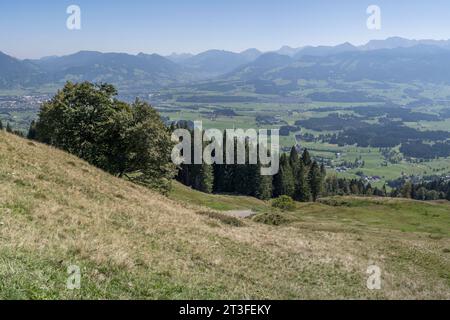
top-left (0, 131), bottom-right (449, 299)
top-left (171, 182), bottom-right (450, 236)
top-left (169, 181), bottom-right (268, 212)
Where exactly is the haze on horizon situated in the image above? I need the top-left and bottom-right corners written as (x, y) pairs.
top-left (1, 0), bottom-right (450, 59)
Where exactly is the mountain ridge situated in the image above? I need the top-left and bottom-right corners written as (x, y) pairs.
top-left (3, 37), bottom-right (450, 90)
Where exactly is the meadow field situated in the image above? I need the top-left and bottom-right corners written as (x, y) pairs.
top-left (1, 132), bottom-right (449, 299)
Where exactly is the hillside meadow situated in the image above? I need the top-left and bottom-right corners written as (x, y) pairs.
top-left (0, 132), bottom-right (449, 299)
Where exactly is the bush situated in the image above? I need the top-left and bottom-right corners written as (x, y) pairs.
top-left (271, 195), bottom-right (296, 211)
top-left (197, 211), bottom-right (245, 227)
top-left (252, 212), bottom-right (290, 226)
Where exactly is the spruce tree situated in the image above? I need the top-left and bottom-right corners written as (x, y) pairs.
top-left (276, 154), bottom-right (295, 198)
top-left (294, 161), bottom-right (311, 202)
top-left (221, 165), bottom-right (236, 192)
top-left (0, 119), bottom-right (3, 130)
top-left (213, 163), bottom-right (225, 192)
top-left (325, 175), bottom-right (339, 196)
top-left (256, 173), bottom-right (273, 200)
top-left (250, 158), bottom-right (273, 200)
top-left (213, 134), bottom-right (228, 192)
top-left (401, 181), bottom-right (413, 198)
top-left (301, 149), bottom-right (312, 166)
top-left (382, 184), bottom-right (387, 197)
top-left (6, 122), bottom-right (12, 133)
top-left (219, 132), bottom-right (238, 193)
top-left (446, 188), bottom-right (450, 201)
top-left (341, 179), bottom-right (350, 195)
top-left (272, 166), bottom-right (284, 198)
top-left (289, 146), bottom-right (299, 170)
top-left (320, 163), bottom-right (326, 178)
top-left (365, 183), bottom-right (373, 196)
top-left (27, 120), bottom-right (37, 140)
top-left (233, 139), bottom-right (252, 195)
top-left (234, 164), bottom-right (251, 195)
top-left (308, 161), bottom-right (323, 202)
top-left (195, 163), bottom-right (214, 194)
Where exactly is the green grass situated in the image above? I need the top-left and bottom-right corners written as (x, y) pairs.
top-left (169, 181), bottom-right (269, 212)
top-left (172, 182), bottom-right (450, 237)
top-left (311, 197), bottom-right (450, 236)
top-left (169, 183), bottom-right (450, 299)
top-left (0, 248), bottom-right (218, 299)
top-left (1, 122), bottom-right (450, 300)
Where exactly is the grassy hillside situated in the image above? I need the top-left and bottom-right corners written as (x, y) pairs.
top-left (171, 182), bottom-right (450, 236)
top-left (0, 131), bottom-right (449, 299)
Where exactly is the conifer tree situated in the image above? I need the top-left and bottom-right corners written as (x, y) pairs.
top-left (446, 188), bottom-right (450, 201)
top-left (195, 163), bottom-right (214, 194)
top-left (382, 184), bottom-right (387, 197)
top-left (279, 154), bottom-right (295, 197)
top-left (253, 143), bottom-right (273, 200)
top-left (234, 164), bottom-right (251, 195)
top-left (294, 161), bottom-right (311, 202)
top-left (308, 161), bottom-right (323, 202)
top-left (341, 179), bottom-right (350, 195)
top-left (289, 146), bottom-right (300, 170)
top-left (320, 163), bottom-right (326, 178)
top-left (401, 181), bottom-right (413, 198)
top-left (272, 168), bottom-right (283, 198)
top-left (365, 183), bottom-right (373, 196)
top-left (27, 120), bottom-right (37, 140)
top-left (256, 172), bottom-right (273, 200)
top-left (301, 149), bottom-right (312, 166)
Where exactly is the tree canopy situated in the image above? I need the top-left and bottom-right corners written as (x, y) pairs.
top-left (35, 81), bottom-right (176, 193)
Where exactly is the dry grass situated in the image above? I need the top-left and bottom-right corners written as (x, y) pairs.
top-left (0, 131), bottom-right (449, 299)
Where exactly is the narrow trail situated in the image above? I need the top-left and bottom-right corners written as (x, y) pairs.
top-left (224, 210), bottom-right (255, 218)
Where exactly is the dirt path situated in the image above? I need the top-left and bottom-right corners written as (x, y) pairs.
top-left (224, 210), bottom-right (255, 218)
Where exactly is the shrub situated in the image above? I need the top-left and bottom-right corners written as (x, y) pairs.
top-left (252, 212), bottom-right (289, 226)
top-left (271, 195), bottom-right (296, 211)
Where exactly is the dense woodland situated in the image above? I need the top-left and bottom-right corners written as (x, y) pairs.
top-left (174, 125), bottom-right (388, 202)
top-left (393, 179), bottom-right (450, 201)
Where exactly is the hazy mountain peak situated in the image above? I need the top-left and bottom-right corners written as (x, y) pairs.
top-left (337, 42), bottom-right (357, 49)
top-left (239, 48), bottom-right (262, 61)
top-left (294, 42), bottom-right (358, 59)
top-left (360, 37), bottom-right (450, 51)
top-left (276, 45), bottom-right (303, 56)
top-left (181, 49), bottom-right (251, 76)
top-left (165, 52), bottom-right (194, 63)
top-left (361, 37), bottom-right (416, 50)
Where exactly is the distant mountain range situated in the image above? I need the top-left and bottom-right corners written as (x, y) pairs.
top-left (178, 49), bottom-right (260, 77)
top-left (2, 37), bottom-right (450, 91)
top-left (227, 44), bottom-right (450, 84)
top-left (0, 50), bottom-right (188, 91)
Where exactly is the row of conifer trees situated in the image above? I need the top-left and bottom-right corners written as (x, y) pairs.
top-left (174, 123), bottom-right (327, 201)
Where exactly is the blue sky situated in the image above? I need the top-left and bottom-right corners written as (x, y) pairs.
top-left (1, 0), bottom-right (450, 59)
